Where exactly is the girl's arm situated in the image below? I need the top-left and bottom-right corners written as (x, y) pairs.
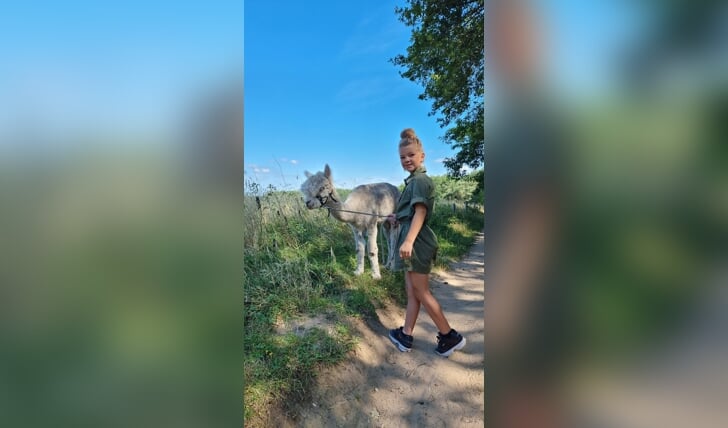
top-left (399, 203), bottom-right (427, 259)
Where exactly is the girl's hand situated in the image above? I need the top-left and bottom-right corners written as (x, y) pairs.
top-left (386, 214), bottom-right (397, 226)
top-left (399, 241), bottom-right (413, 259)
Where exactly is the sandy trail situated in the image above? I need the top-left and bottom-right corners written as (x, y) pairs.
top-left (289, 233), bottom-right (484, 427)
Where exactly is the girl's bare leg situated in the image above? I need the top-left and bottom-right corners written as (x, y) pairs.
top-left (403, 273), bottom-right (421, 335)
top-left (408, 271), bottom-right (451, 334)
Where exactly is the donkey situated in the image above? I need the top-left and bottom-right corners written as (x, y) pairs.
top-left (301, 164), bottom-right (399, 279)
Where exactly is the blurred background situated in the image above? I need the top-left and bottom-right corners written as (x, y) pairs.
top-left (0, 1), bottom-right (242, 427)
top-left (486, 0), bottom-right (727, 427)
top-left (3, 0), bottom-right (726, 425)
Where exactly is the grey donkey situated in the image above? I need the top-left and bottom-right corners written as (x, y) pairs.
top-left (301, 164), bottom-right (400, 279)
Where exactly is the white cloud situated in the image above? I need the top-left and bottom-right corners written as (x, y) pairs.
top-left (434, 158), bottom-right (446, 163)
top-left (246, 165), bottom-right (271, 174)
top-left (290, 159), bottom-right (298, 165)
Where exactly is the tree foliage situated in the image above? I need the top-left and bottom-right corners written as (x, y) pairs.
top-left (431, 170), bottom-right (483, 204)
top-left (392, 0), bottom-right (484, 177)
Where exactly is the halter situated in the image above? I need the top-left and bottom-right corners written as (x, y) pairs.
top-left (316, 190), bottom-right (338, 207)
top-left (316, 191), bottom-right (391, 219)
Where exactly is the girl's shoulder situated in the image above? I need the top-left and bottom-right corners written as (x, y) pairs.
top-left (408, 173), bottom-right (435, 194)
top-left (414, 173), bottom-right (433, 185)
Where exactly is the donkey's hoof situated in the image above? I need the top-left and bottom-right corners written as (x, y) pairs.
top-left (353, 269), bottom-right (364, 276)
top-left (372, 272), bottom-right (382, 280)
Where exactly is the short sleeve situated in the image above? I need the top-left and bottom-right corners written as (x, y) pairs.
top-left (408, 175), bottom-right (432, 209)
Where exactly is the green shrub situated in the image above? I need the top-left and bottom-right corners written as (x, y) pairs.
top-left (243, 185), bottom-right (483, 426)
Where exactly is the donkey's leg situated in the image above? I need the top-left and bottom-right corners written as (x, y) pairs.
top-left (367, 224), bottom-right (381, 279)
top-left (378, 223), bottom-right (387, 268)
top-left (384, 222), bottom-right (396, 270)
top-left (381, 221), bottom-right (396, 270)
top-left (351, 226), bottom-right (366, 276)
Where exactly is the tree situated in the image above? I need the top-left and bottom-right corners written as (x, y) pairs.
top-left (431, 170), bottom-right (483, 204)
top-left (392, 0), bottom-right (484, 177)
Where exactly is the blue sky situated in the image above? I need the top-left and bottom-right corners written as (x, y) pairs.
top-left (244, 0), bottom-right (637, 191)
top-left (244, 1), bottom-right (460, 191)
top-left (0, 1), bottom-right (242, 145)
top-left (0, 0), bottom-right (639, 184)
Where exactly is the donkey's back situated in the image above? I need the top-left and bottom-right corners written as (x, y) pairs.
top-left (345, 183), bottom-right (400, 222)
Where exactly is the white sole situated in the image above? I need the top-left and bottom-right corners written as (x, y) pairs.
top-left (388, 333), bottom-right (412, 352)
top-left (436, 337), bottom-right (466, 357)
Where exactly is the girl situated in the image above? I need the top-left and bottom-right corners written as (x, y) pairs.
top-left (388, 128), bottom-right (466, 357)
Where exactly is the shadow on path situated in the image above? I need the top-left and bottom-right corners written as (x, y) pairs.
top-left (278, 233), bottom-right (485, 427)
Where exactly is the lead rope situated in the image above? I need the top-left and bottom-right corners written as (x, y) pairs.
top-left (320, 190), bottom-right (392, 218)
top-left (324, 206), bottom-right (391, 218)
top-left (318, 193), bottom-right (399, 268)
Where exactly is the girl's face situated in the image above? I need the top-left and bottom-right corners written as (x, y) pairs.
top-left (399, 144), bottom-right (425, 173)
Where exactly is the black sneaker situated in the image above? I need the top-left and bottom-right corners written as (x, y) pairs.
top-left (435, 329), bottom-right (466, 357)
top-left (388, 327), bottom-right (413, 352)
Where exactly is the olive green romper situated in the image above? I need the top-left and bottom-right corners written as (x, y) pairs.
top-left (393, 166), bottom-right (439, 274)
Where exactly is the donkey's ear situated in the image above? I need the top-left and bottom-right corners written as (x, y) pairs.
top-left (304, 171), bottom-right (312, 178)
top-left (324, 164), bottom-right (331, 179)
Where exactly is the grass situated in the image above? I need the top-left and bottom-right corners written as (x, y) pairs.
top-left (243, 183), bottom-right (483, 426)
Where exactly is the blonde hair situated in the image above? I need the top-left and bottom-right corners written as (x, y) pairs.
top-left (399, 128), bottom-right (423, 150)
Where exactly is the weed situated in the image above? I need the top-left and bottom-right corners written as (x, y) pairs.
top-left (243, 183), bottom-right (482, 427)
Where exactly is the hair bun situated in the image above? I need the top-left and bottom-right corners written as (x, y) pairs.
top-left (400, 128), bottom-right (416, 139)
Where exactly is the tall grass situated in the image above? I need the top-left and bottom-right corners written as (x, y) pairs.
top-left (243, 180), bottom-right (483, 426)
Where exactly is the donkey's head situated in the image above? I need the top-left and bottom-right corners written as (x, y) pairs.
top-left (300, 164), bottom-right (337, 209)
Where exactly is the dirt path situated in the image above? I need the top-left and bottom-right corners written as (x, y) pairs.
top-left (291, 233), bottom-right (484, 427)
